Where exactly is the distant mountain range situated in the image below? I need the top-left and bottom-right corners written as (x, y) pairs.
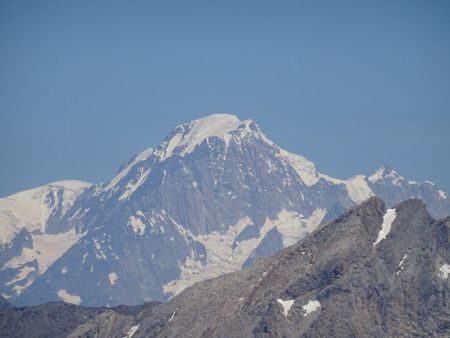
top-left (1, 197), bottom-right (449, 337)
top-left (1, 114), bottom-right (449, 307)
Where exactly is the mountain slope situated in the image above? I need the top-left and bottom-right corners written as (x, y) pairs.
top-left (2, 114), bottom-right (449, 306)
top-left (68, 197), bottom-right (450, 338)
top-left (0, 181), bottom-right (91, 302)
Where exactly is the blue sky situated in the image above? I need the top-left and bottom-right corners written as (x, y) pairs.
top-left (1, 0), bottom-right (449, 197)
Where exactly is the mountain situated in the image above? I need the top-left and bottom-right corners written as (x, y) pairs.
top-left (0, 180), bottom-right (91, 303)
top-left (69, 198), bottom-right (450, 337)
top-left (1, 114), bottom-right (449, 307)
top-left (2, 197), bottom-right (449, 337)
top-left (0, 302), bottom-right (107, 338)
top-left (0, 295), bottom-right (12, 310)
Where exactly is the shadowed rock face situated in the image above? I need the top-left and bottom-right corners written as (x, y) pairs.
top-left (0, 301), bottom-right (159, 338)
top-left (0, 302), bottom-right (106, 338)
top-left (0, 295), bottom-right (12, 310)
top-left (66, 197), bottom-right (450, 338)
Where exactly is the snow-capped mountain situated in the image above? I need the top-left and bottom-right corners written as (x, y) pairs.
top-left (0, 181), bottom-right (91, 301)
top-left (1, 114), bottom-right (449, 306)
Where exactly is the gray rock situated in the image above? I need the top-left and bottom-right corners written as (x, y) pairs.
top-left (68, 197), bottom-right (449, 338)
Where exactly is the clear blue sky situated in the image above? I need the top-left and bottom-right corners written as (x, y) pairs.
top-left (1, 0), bottom-right (449, 197)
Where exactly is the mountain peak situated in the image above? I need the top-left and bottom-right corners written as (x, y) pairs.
top-left (155, 113), bottom-right (257, 161)
top-left (368, 165), bottom-right (404, 183)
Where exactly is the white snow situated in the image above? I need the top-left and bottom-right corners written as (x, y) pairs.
top-left (4, 229), bottom-right (84, 274)
top-left (124, 324), bottom-right (140, 338)
top-left (103, 148), bottom-right (153, 191)
top-left (277, 298), bottom-right (294, 317)
top-left (398, 254), bottom-right (408, 267)
top-left (302, 300), bottom-right (321, 316)
top-left (119, 168), bottom-right (151, 200)
top-left (279, 149), bottom-right (320, 186)
top-left (320, 174), bottom-right (373, 204)
top-left (5, 266), bottom-right (35, 286)
top-left (163, 209), bottom-right (325, 297)
top-left (396, 254), bottom-right (408, 275)
top-left (108, 272), bottom-right (118, 285)
top-left (154, 114), bottom-right (254, 161)
top-left (2, 229), bottom-right (85, 297)
top-left (438, 190), bottom-right (448, 200)
top-left (128, 213), bottom-right (146, 235)
top-left (267, 209), bottom-right (325, 247)
top-left (57, 289), bottom-right (81, 305)
top-left (373, 208), bottom-right (397, 246)
top-left (439, 264), bottom-right (450, 280)
top-left (0, 180), bottom-right (90, 244)
top-left (12, 280), bottom-right (33, 296)
top-left (368, 167), bottom-right (404, 185)
top-left (163, 216), bottom-right (254, 296)
top-left (345, 176), bottom-right (374, 203)
top-left (368, 167), bottom-right (386, 182)
top-left (92, 238), bottom-right (107, 260)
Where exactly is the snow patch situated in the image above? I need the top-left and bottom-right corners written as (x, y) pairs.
top-left (119, 168), bottom-right (151, 200)
top-left (279, 149), bottom-right (319, 186)
top-left (439, 264), bottom-right (450, 280)
top-left (103, 148), bottom-right (153, 191)
top-left (277, 298), bottom-right (294, 317)
top-left (57, 289), bottom-right (81, 305)
top-left (92, 238), bottom-right (107, 260)
top-left (128, 213), bottom-right (146, 235)
top-left (109, 272), bottom-right (118, 285)
top-left (302, 300), bottom-right (321, 316)
top-left (368, 167), bottom-right (386, 182)
top-left (268, 209), bottom-right (325, 247)
top-left (5, 266), bottom-right (35, 286)
top-left (163, 216), bottom-right (253, 296)
top-left (373, 208), bottom-right (397, 246)
top-left (399, 254), bottom-right (408, 267)
top-left (396, 254), bottom-right (408, 275)
top-left (0, 181), bottom-right (90, 244)
top-left (124, 324), bottom-right (140, 338)
top-left (438, 190), bottom-right (448, 200)
top-left (4, 229), bottom-right (84, 275)
top-left (319, 174), bottom-right (373, 203)
top-left (369, 167), bottom-right (404, 185)
top-left (164, 209), bottom-right (326, 297)
top-left (155, 114), bottom-right (254, 161)
top-left (345, 176), bottom-right (374, 203)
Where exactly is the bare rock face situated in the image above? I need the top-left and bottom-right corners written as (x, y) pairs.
top-left (66, 197), bottom-right (449, 338)
top-left (2, 114), bottom-right (449, 307)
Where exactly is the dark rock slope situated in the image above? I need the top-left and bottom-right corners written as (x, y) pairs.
top-left (68, 197), bottom-right (450, 338)
top-left (0, 295), bottom-right (12, 310)
top-left (0, 301), bottom-right (159, 338)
